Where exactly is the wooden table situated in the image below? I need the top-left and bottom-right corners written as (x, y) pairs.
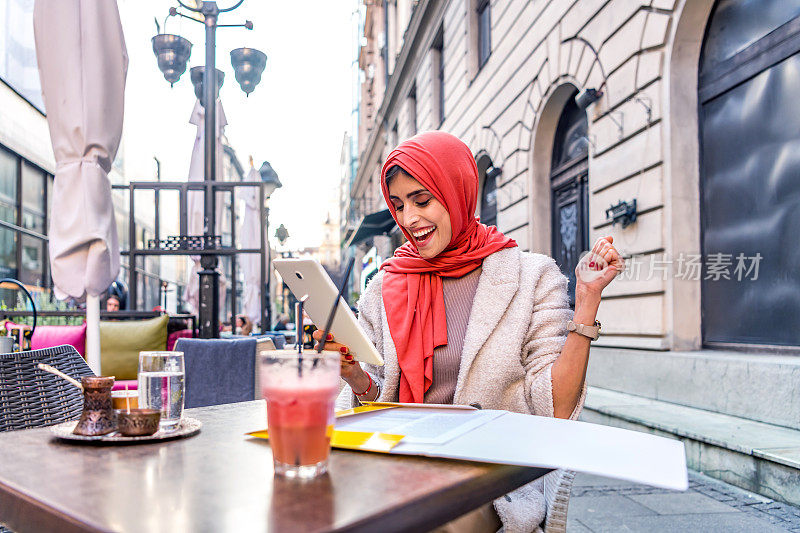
top-left (0, 401), bottom-right (548, 532)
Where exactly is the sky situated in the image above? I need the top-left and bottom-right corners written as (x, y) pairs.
top-left (117, 0), bottom-right (355, 249)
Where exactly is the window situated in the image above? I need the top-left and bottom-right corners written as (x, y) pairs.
top-left (477, 0), bottom-right (491, 69)
top-left (19, 235), bottom-right (44, 286)
top-left (22, 163), bottom-right (45, 233)
top-left (0, 148), bottom-right (18, 224)
top-left (433, 27), bottom-right (445, 126)
top-left (0, 145), bottom-right (52, 288)
top-left (382, 2), bottom-right (390, 86)
top-left (0, 0), bottom-right (45, 111)
top-left (0, 227), bottom-right (17, 279)
top-left (408, 84), bottom-right (417, 135)
top-left (698, 0), bottom-right (800, 347)
top-left (20, 164), bottom-right (46, 286)
top-left (480, 164), bottom-right (498, 227)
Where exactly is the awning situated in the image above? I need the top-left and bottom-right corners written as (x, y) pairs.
top-left (345, 209), bottom-right (396, 248)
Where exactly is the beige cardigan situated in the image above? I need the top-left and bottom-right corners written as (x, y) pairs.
top-left (339, 247), bottom-right (586, 533)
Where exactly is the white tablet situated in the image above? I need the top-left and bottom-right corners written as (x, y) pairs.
top-left (272, 259), bottom-right (384, 366)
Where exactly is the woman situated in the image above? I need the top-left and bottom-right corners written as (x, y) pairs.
top-left (315, 132), bottom-right (622, 532)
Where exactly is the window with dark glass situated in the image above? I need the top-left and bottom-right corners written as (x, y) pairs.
top-left (0, 227), bottom-right (17, 279)
top-left (433, 27), bottom-right (444, 125)
top-left (480, 166), bottom-right (497, 227)
top-left (698, 0), bottom-right (800, 347)
top-left (0, 148), bottom-right (17, 225)
top-left (0, 148), bottom-right (53, 287)
top-left (20, 164), bottom-right (46, 286)
top-left (0, 148), bottom-right (19, 280)
top-left (409, 84), bottom-right (417, 135)
top-left (382, 1), bottom-right (390, 86)
top-left (22, 163), bottom-right (45, 233)
top-left (477, 0), bottom-right (491, 69)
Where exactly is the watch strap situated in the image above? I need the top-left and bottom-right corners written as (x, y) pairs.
top-left (567, 320), bottom-right (601, 341)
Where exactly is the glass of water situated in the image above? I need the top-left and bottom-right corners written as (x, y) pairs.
top-left (138, 351), bottom-right (185, 431)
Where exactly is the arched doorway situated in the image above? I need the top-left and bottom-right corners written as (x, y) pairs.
top-left (699, 0), bottom-right (800, 347)
top-left (550, 89), bottom-right (589, 305)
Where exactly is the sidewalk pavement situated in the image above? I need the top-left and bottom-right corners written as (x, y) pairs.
top-left (568, 470), bottom-right (800, 532)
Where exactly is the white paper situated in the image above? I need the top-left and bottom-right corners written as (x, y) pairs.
top-left (337, 407), bottom-right (503, 445)
top-left (338, 408), bottom-right (688, 491)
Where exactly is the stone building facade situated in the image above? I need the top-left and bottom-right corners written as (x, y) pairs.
top-left (349, 0), bottom-right (800, 503)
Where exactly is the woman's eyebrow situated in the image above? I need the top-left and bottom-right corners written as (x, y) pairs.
top-left (389, 189), bottom-right (429, 200)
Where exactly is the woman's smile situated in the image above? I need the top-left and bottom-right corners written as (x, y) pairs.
top-left (411, 225), bottom-right (436, 246)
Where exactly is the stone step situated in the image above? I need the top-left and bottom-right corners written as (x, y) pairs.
top-left (581, 386), bottom-right (800, 506)
top-left (586, 347), bottom-right (800, 431)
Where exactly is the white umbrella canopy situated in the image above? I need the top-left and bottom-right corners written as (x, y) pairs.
top-left (183, 99), bottom-right (227, 314)
top-left (239, 167), bottom-right (262, 325)
top-left (33, 0), bottom-right (128, 372)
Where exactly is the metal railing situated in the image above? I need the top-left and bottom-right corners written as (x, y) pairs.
top-left (113, 180), bottom-right (270, 332)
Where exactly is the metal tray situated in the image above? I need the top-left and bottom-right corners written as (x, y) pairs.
top-left (50, 417), bottom-right (202, 444)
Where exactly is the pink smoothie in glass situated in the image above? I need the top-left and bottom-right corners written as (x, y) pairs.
top-left (263, 381), bottom-right (339, 467)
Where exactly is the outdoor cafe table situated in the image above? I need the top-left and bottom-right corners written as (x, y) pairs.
top-left (0, 400), bottom-right (550, 532)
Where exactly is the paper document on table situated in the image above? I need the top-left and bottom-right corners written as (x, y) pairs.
top-left (336, 407), bottom-right (503, 445)
top-left (335, 406), bottom-right (689, 491)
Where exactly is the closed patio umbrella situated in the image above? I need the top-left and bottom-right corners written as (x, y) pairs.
top-left (239, 166), bottom-right (261, 325)
top-left (183, 99), bottom-right (227, 314)
top-left (33, 0), bottom-right (128, 373)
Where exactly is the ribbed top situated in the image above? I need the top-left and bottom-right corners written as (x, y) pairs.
top-left (424, 267), bottom-right (482, 404)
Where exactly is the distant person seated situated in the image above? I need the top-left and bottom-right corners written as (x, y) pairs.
top-left (236, 314), bottom-right (253, 336)
top-left (106, 295), bottom-right (120, 312)
top-left (167, 316), bottom-right (190, 335)
top-left (273, 314), bottom-right (290, 331)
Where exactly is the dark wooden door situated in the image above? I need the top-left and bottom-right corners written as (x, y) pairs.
top-left (550, 91), bottom-right (589, 306)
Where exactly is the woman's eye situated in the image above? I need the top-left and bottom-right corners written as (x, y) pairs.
top-left (393, 204), bottom-right (403, 211)
top-left (416, 198), bottom-right (432, 207)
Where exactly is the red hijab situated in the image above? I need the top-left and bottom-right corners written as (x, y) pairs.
top-left (379, 131), bottom-right (517, 403)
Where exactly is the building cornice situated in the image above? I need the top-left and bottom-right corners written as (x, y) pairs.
top-left (353, 0), bottom-right (446, 200)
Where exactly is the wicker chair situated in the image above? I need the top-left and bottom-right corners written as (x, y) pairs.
top-left (0, 345), bottom-right (94, 433)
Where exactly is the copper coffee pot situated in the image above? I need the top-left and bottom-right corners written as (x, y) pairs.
top-left (73, 376), bottom-right (118, 436)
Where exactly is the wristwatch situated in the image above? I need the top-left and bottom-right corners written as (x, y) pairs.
top-left (567, 320), bottom-right (601, 341)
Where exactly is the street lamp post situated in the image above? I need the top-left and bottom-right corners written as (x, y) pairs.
top-left (258, 161), bottom-right (281, 331)
top-left (152, 1), bottom-right (267, 338)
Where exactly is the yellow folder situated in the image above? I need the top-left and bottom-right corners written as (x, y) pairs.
top-left (247, 404), bottom-right (405, 453)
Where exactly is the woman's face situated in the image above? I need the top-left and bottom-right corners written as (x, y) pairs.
top-left (387, 171), bottom-right (452, 258)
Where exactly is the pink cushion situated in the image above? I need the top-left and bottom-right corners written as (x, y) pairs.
top-left (112, 380), bottom-right (138, 391)
top-left (167, 328), bottom-right (194, 351)
top-left (30, 323), bottom-right (88, 357)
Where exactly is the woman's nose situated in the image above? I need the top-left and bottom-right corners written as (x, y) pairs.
top-left (404, 204), bottom-right (422, 224)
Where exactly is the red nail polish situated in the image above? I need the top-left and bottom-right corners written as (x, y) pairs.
top-left (340, 346), bottom-right (348, 354)
top-left (326, 334), bottom-right (333, 341)
top-left (345, 355), bottom-right (353, 360)
top-left (589, 262), bottom-right (595, 268)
